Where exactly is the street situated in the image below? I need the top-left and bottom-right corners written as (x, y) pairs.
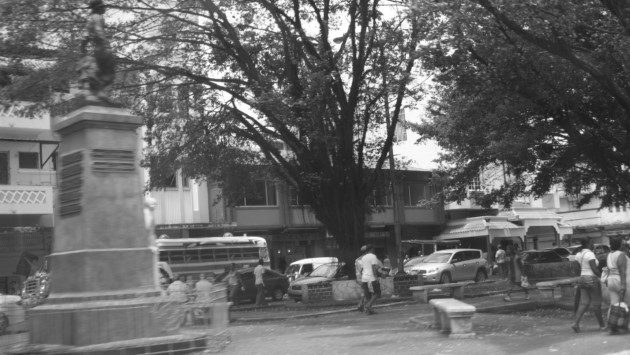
top-left (223, 298), bottom-right (630, 355)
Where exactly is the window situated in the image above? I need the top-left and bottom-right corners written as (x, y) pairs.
top-left (19, 152), bottom-right (39, 169)
top-left (240, 180), bottom-right (277, 206)
top-left (403, 183), bottom-right (427, 206)
top-left (463, 251), bottom-right (481, 261)
top-left (373, 185), bottom-right (392, 206)
top-left (468, 176), bottom-right (483, 191)
top-left (288, 187), bottom-right (302, 206)
top-left (164, 173), bottom-right (177, 188)
top-left (394, 109), bottom-right (408, 142)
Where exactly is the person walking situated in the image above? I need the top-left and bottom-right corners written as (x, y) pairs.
top-left (605, 238), bottom-right (628, 334)
top-left (495, 245), bottom-right (507, 280)
top-left (360, 245), bottom-right (385, 315)
top-left (166, 274), bottom-right (189, 302)
top-left (572, 238), bottom-right (606, 333)
top-left (254, 258), bottom-right (267, 306)
top-left (503, 244), bottom-right (529, 302)
top-left (194, 273), bottom-right (213, 302)
top-left (226, 263), bottom-right (244, 307)
top-left (355, 245), bottom-right (368, 312)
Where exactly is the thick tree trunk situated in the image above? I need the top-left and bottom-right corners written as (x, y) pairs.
top-left (310, 173), bottom-right (369, 280)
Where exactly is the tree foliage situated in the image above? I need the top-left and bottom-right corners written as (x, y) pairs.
top-left (1, 0), bottom-right (425, 266)
top-left (411, 0), bottom-right (630, 208)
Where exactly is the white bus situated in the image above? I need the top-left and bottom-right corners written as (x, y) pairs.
top-left (156, 234), bottom-right (269, 282)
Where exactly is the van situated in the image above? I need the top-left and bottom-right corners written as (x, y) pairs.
top-left (284, 257), bottom-right (338, 282)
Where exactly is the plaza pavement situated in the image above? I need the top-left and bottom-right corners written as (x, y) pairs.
top-left (4, 279), bottom-right (630, 354)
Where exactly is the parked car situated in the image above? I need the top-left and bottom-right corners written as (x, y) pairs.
top-left (405, 249), bottom-right (489, 284)
top-left (522, 250), bottom-right (566, 264)
top-left (288, 263), bottom-right (347, 302)
top-left (284, 257), bottom-right (338, 282)
top-left (215, 267), bottom-right (289, 303)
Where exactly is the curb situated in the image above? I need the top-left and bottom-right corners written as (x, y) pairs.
top-left (231, 300), bottom-right (414, 323)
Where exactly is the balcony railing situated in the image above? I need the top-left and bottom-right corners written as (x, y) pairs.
top-left (0, 186), bottom-right (54, 215)
top-left (0, 229), bottom-right (53, 253)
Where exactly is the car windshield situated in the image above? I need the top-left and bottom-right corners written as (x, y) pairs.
top-left (308, 264), bottom-right (338, 278)
top-left (285, 265), bottom-right (300, 275)
top-left (423, 252), bottom-right (452, 263)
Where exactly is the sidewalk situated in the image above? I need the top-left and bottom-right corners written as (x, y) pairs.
top-left (229, 278), bottom-right (537, 322)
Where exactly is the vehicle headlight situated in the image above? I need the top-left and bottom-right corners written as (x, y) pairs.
top-left (424, 268), bottom-right (439, 274)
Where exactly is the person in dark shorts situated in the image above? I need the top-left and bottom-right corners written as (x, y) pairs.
top-left (572, 238), bottom-right (606, 333)
top-left (360, 245), bottom-right (385, 315)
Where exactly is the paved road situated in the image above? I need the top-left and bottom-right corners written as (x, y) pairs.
top-left (224, 296), bottom-right (630, 355)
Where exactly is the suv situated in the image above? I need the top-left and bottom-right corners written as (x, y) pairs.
top-left (406, 249), bottom-right (488, 284)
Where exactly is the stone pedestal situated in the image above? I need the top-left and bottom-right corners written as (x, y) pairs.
top-left (27, 106), bottom-right (165, 346)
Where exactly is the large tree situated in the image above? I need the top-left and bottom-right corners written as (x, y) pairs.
top-left (411, 0), bottom-right (630, 208)
top-left (1, 0), bottom-right (424, 269)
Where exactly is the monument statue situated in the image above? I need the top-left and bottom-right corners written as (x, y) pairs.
top-left (78, 0), bottom-right (116, 101)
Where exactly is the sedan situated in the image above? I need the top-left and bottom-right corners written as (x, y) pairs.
top-left (216, 267), bottom-right (289, 303)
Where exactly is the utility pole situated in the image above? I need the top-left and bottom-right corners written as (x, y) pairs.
top-left (380, 45), bottom-right (405, 274)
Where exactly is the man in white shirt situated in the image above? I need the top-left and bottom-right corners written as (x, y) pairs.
top-left (360, 245), bottom-right (384, 315)
top-left (355, 245), bottom-right (368, 312)
top-left (254, 258), bottom-right (267, 306)
top-left (495, 245), bottom-right (507, 280)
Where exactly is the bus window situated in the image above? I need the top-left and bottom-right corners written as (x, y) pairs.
top-left (169, 251), bottom-right (185, 264)
top-left (199, 249), bottom-right (213, 262)
top-left (214, 249), bottom-right (229, 261)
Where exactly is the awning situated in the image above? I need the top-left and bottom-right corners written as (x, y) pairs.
top-left (436, 216), bottom-right (526, 241)
top-left (498, 207), bottom-right (574, 236)
top-left (498, 207), bottom-right (562, 221)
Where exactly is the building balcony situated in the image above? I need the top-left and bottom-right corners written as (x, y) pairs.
top-left (234, 206), bottom-right (284, 228)
top-left (0, 185), bottom-right (54, 215)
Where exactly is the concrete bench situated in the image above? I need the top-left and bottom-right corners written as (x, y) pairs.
top-left (429, 298), bottom-right (476, 338)
top-left (536, 277), bottom-right (580, 300)
top-left (410, 281), bottom-right (474, 303)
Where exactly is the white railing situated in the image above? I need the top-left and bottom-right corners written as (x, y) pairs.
top-left (0, 185), bottom-right (54, 214)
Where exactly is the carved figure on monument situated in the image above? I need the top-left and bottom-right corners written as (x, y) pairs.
top-left (78, 0), bottom-right (116, 101)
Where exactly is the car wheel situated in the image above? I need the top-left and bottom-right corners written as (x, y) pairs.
top-left (271, 287), bottom-right (284, 301)
top-left (475, 269), bottom-right (487, 283)
top-left (0, 314), bottom-right (8, 335)
top-left (439, 272), bottom-right (451, 284)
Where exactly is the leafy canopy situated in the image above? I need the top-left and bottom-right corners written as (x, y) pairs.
top-left (1, 0), bottom-right (425, 258)
top-left (411, 0), bottom-right (630, 208)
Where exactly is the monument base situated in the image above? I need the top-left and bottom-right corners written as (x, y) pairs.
top-left (28, 296), bottom-right (178, 346)
top-left (8, 330), bottom-right (225, 355)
